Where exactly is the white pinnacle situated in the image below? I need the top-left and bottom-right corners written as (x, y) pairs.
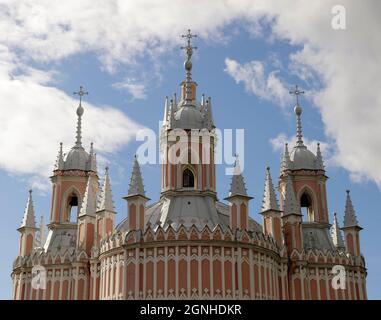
top-left (331, 212), bottom-right (345, 249)
top-left (228, 155), bottom-right (248, 197)
top-left (163, 96), bottom-right (169, 127)
top-left (55, 142), bottom-right (64, 170)
top-left (98, 167), bottom-right (115, 212)
top-left (261, 167), bottom-right (279, 212)
top-left (79, 175), bottom-right (97, 217)
top-left (315, 142), bottom-right (324, 170)
top-left (128, 156), bottom-right (146, 196)
top-left (20, 189), bottom-right (37, 229)
top-left (280, 143), bottom-right (292, 173)
top-left (283, 175), bottom-right (300, 216)
top-left (343, 190), bottom-right (359, 228)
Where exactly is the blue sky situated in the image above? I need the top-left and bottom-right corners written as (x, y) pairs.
top-left (0, 1), bottom-right (380, 299)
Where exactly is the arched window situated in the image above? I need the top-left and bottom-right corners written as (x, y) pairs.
top-left (66, 193), bottom-right (79, 222)
top-left (183, 168), bottom-right (195, 188)
top-left (300, 192), bottom-right (314, 222)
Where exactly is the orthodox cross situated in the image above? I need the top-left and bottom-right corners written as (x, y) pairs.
top-left (289, 85), bottom-right (304, 105)
top-left (73, 86), bottom-right (88, 105)
top-left (181, 29), bottom-right (197, 59)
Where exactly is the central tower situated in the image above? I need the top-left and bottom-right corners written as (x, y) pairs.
top-left (158, 30), bottom-right (218, 230)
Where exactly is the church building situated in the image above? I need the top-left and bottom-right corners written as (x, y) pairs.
top-left (11, 31), bottom-right (367, 300)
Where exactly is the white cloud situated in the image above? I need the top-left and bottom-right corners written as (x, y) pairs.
top-left (224, 58), bottom-right (290, 107)
top-left (112, 78), bottom-right (147, 100)
top-left (0, 47), bottom-right (144, 190)
top-left (0, 0), bottom-right (381, 190)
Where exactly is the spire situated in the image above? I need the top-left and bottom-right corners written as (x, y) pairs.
top-left (289, 85), bottom-right (305, 147)
top-left (280, 143), bottom-right (292, 173)
top-left (98, 167), bottom-right (115, 212)
top-left (128, 155), bottom-right (146, 196)
top-left (79, 175), bottom-right (97, 217)
top-left (315, 142), bottom-right (324, 170)
top-left (73, 86), bottom-right (88, 149)
top-left (162, 96), bottom-right (169, 127)
top-left (228, 155), bottom-right (249, 197)
top-left (89, 142), bottom-right (97, 172)
top-left (55, 142), bottom-right (64, 170)
top-left (331, 212), bottom-right (345, 249)
top-left (343, 190), bottom-right (360, 228)
top-left (283, 175), bottom-right (301, 216)
top-left (181, 29), bottom-right (197, 101)
top-left (204, 97), bottom-right (214, 129)
top-left (168, 98), bottom-right (175, 129)
top-left (201, 93), bottom-right (206, 106)
top-left (173, 92), bottom-right (177, 107)
top-left (20, 189), bottom-right (37, 229)
top-left (35, 215), bottom-right (45, 248)
top-left (261, 167), bottom-right (280, 212)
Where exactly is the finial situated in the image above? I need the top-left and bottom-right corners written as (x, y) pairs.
top-left (201, 93), bottom-right (205, 105)
top-left (73, 85), bottom-right (88, 106)
top-left (73, 86), bottom-right (88, 148)
top-left (343, 189), bottom-right (360, 228)
top-left (19, 188), bottom-right (37, 229)
top-left (316, 142), bottom-right (324, 170)
top-left (289, 85), bottom-right (305, 147)
top-left (97, 166), bottom-right (115, 212)
top-left (181, 29), bottom-right (197, 101)
top-left (331, 211), bottom-right (345, 250)
top-left (261, 166), bottom-right (279, 212)
top-left (289, 84), bottom-right (304, 106)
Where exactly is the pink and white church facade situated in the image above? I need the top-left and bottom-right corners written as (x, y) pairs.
top-left (11, 32), bottom-right (367, 300)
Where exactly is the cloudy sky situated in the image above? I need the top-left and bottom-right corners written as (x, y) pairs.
top-left (0, 0), bottom-right (380, 299)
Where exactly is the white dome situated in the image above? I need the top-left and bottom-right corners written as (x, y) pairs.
top-left (290, 146), bottom-right (317, 170)
top-left (63, 147), bottom-right (90, 171)
top-left (174, 103), bottom-right (204, 129)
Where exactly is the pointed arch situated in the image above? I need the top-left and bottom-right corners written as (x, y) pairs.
top-left (182, 166), bottom-right (195, 188)
top-left (61, 186), bottom-right (82, 223)
top-left (297, 185), bottom-right (318, 223)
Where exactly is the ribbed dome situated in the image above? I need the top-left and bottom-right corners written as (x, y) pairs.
top-left (63, 147), bottom-right (90, 171)
top-left (174, 103), bottom-right (204, 129)
top-left (290, 146), bottom-right (317, 170)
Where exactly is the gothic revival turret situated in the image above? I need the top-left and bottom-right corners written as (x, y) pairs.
top-left (157, 29), bottom-right (220, 230)
top-left (18, 190), bottom-right (38, 257)
top-left (96, 167), bottom-right (115, 243)
top-left (331, 212), bottom-right (345, 251)
top-left (341, 190), bottom-right (363, 256)
top-left (49, 88), bottom-right (98, 224)
top-left (124, 156), bottom-right (149, 231)
top-left (260, 167), bottom-right (282, 245)
top-left (225, 155), bottom-right (253, 231)
top-left (279, 85), bottom-right (333, 253)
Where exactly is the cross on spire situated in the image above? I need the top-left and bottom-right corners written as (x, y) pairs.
top-left (181, 29), bottom-right (197, 56)
top-left (180, 29), bottom-right (197, 101)
top-left (73, 85), bottom-right (88, 105)
top-left (289, 85), bottom-right (304, 106)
